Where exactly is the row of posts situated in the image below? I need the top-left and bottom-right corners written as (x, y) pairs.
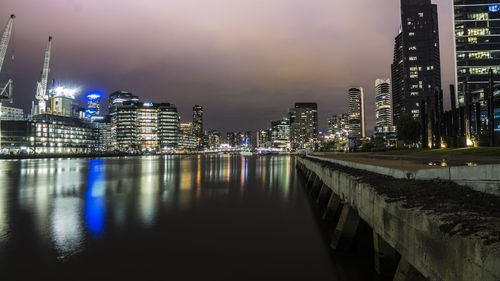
top-left (422, 71), bottom-right (497, 148)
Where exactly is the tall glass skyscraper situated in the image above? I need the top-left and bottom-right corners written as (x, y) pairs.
top-left (375, 79), bottom-right (393, 128)
top-left (454, 1), bottom-right (500, 106)
top-left (192, 105), bottom-right (203, 147)
top-left (392, 0), bottom-right (441, 122)
top-left (348, 88), bottom-right (365, 139)
top-left (289, 103), bottom-right (318, 150)
top-left (454, 1), bottom-right (500, 139)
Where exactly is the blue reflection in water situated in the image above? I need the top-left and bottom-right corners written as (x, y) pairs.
top-left (85, 159), bottom-right (106, 237)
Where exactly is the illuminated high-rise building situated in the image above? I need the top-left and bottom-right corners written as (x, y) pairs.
top-left (348, 88), bottom-right (365, 139)
top-left (85, 91), bottom-right (103, 116)
top-left (137, 103), bottom-right (158, 150)
top-left (192, 105), bottom-right (203, 148)
top-left (327, 114), bottom-right (348, 138)
top-left (157, 103), bottom-right (180, 150)
top-left (270, 118), bottom-right (290, 149)
top-left (391, 0), bottom-right (441, 122)
top-left (109, 91), bottom-right (140, 151)
top-left (179, 122), bottom-right (197, 150)
top-left (453, 1), bottom-right (500, 107)
top-left (375, 79), bottom-right (393, 128)
top-left (208, 130), bottom-right (221, 149)
top-left (289, 103), bottom-right (318, 150)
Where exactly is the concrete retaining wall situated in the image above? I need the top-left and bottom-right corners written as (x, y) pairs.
top-left (298, 156), bottom-right (500, 281)
top-left (307, 155), bottom-right (500, 196)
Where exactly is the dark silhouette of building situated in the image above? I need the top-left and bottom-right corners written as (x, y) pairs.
top-left (391, 0), bottom-right (441, 123)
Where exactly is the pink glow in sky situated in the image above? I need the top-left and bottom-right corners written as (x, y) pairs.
top-left (0, 0), bottom-right (454, 132)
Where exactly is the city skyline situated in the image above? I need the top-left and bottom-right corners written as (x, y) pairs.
top-left (0, 0), bottom-right (455, 133)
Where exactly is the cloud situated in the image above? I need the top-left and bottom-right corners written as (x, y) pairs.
top-left (0, 0), bottom-right (455, 133)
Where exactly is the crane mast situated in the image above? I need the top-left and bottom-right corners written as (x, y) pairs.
top-left (35, 36), bottom-right (52, 115)
top-left (0, 14), bottom-right (14, 74)
top-left (0, 14), bottom-right (15, 152)
top-left (0, 14), bottom-right (15, 102)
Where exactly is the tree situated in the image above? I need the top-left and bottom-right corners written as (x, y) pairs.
top-left (396, 113), bottom-right (421, 147)
top-left (319, 139), bottom-right (337, 152)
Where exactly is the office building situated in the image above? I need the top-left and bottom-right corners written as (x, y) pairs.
top-left (270, 118), bottom-right (290, 149)
top-left (289, 103), bottom-right (318, 150)
top-left (91, 115), bottom-right (113, 152)
top-left (192, 105), bottom-right (203, 148)
top-left (0, 105), bottom-right (23, 120)
top-left (208, 130), bottom-right (221, 149)
top-left (257, 130), bottom-right (270, 148)
top-left (348, 88), bottom-right (366, 139)
top-left (157, 103), bottom-right (180, 150)
top-left (391, 0), bottom-right (441, 121)
top-left (179, 122), bottom-right (197, 150)
top-left (327, 114), bottom-right (349, 139)
top-left (109, 91), bottom-right (140, 151)
top-left (137, 103), bottom-right (158, 151)
top-left (454, 1), bottom-right (500, 107)
top-left (0, 114), bottom-right (96, 154)
top-left (375, 79), bottom-right (393, 129)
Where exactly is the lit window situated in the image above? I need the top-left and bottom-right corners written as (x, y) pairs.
top-left (409, 32), bottom-right (415, 36)
top-left (409, 56), bottom-right (417, 61)
top-left (468, 28), bottom-right (490, 36)
top-left (409, 46), bottom-right (417, 50)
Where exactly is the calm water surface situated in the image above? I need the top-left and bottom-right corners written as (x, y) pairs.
top-left (0, 155), bottom-right (375, 280)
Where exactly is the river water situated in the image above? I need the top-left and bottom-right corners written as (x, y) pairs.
top-left (0, 155), bottom-right (377, 280)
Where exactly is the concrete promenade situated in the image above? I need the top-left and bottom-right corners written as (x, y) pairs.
top-left (297, 156), bottom-right (500, 281)
top-left (310, 152), bottom-right (500, 196)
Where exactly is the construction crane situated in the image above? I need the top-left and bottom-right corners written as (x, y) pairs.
top-left (0, 14), bottom-right (15, 102)
top-left (0, 14), bottom-right (15, 153)
top-left (35, 36), bottom-right (52, 115)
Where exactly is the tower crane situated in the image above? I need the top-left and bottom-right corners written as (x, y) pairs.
top-left (35, 36), bottom-right (52, 115)
top-left (0, 14), bottom-right (15, 102)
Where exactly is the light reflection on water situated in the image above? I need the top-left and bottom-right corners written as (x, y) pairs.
top-left (0, 155), bottom-right (296, 254)
top-left (0, 155), bottom-right (360, 280)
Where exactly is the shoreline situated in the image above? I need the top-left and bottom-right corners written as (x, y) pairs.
top-left (0, 151), bottom-right (292, 160)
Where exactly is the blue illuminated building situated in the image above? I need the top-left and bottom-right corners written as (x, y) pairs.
top-left (85, 91), bottom-right (103, 116)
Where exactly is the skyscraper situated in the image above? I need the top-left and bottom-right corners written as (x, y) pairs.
top-left (375, 79), bottom-right (393, 129)
top-left (289, 103), bottom-right (318, 150)
top-left (109, 91), bottom-right (140, 151)
top-left (271, 118), bottom-right (290, 149)
top-left (327, 114), bottom-right (349, 138)
top-left (192, 105), bottom-right (203, 148)
top-left (453, 1), bottom-right (500, 107)
top-left (157, 103), bottom-right (180, 150)
top-left (391, 0), bottom-right (441, 121)
top-left (137, 103), bottom-right (158, 150)
top-left (348, 88), bottom-right (365, 139)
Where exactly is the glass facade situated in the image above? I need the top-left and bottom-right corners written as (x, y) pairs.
top-left (454, 1), bottom-right (500, 106)
top-left (375, 79), bottom-right (393, 128)
top-left (348, 88), bottom-right (365, 139)
top-left (137, 105), bottom-right (158, 150)
top-left (157, 103), bottom-right (180, 150)
top-left (289, 103), bottom-right (318, 150)
top-left (327, 113), bottom-right (349, 138)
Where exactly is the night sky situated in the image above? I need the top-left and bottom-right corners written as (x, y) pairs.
top-left (0, 0), bottom-right (454, 133)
